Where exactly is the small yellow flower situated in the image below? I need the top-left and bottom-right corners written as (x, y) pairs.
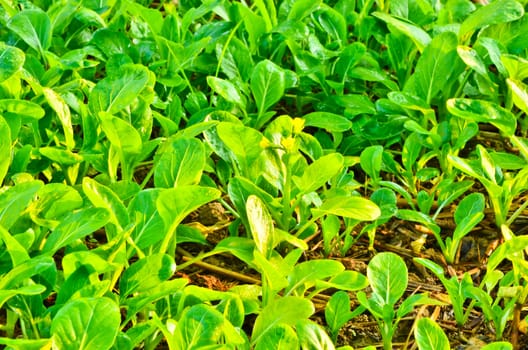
top-left (281, 137), bottom-right (297, 152)
top-left (292, 118), bottom-right (305, 134)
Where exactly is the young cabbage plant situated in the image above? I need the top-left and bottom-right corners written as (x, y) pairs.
top-left (448, 144), bottom-right (528, 229)
top-left (441, 192), bottom-right (485, 264)
top-left (415, 318), bottom-right (514, 350)
top-left (358, 252), bottom-right (440, 350)
top-left (414, 258), bottom-right (475, 327)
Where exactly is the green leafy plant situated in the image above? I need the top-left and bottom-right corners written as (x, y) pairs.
top-left (358, 252), bottom-right (440, 350)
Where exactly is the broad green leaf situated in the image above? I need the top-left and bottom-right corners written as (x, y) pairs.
top-left (404, 31), bottom-right (460, 104)
top-left (91, 28), bottom-right (131, 58)
top-left (0, 225), bottom-right (29, 266)
top-left (157, 186), bottom-right (220, 252)
top-left (312, 196), bottom-right (380, 221)
top-left (0, 180), bottom-right (42, 230)
top-left (88, 64), bottom-right (150, 115)
top-left (0, 336), bottom-right (50, 350)
top-left (52, 297), bottom-right (120, 350)
top-left (507, 78), bottom-right (528, 115)
top-left (0, 255), bottom-right (54, 290)
top-left (325, 291), bottom-right (353, 338)
top-left (178, 304), bottom-right (227, 348)
top-left (286, 260), bottom-right (344, 295)
top-left (368, 252), bottom-right (407, 306)
top-left (7, 9), bottom-right (52, 56)
top-left (250, 60), bottom-right (285, 116)
top-left (396, 209), bottom-right (440, 235)
top-left (414, 318), bottom-right (449, 350)
top-left (314, 270), bottom-right (369, 291)
top-left (460, 0), bottom-right (524, 39)
top-left (372, 12), bottom-right (431, 52)
top-left (360, 145), bottom-right (383, 182)
top-left (254, 324), bottom-right (299, 350)
top-left (217, 122), bottom-right (265, 173)
top-left (120, 254), bottom-right (176, 298)
top-left (0, 116), bottom-right (10, 185)
top-left (488, 234), bottom-right (528, 272)
top-left (207, 76), bottom-right (246, 109)
top-left (247, 195), bottom-right (275, 258)
top-left (82, 177), bottom-right (129, 232)
top-left (252, 296), bottom-right (314, 344)
top-left (296, 319), bottom-right (336, 350)
top-left (0, 99), bottom-right (45, 120)
top-left (99, 112), bottom-right (143, 155)
top-left (128, 189), bottom-right (164, 249)
top-left (303, 112), bottom-right (352, 132)
top-left (457, 46), bottom-right (488, 77)
top-left (154, 137), bottom-right (205, 188)
top-left (42, 208), bottom-right (111, 255)
top-left (447, 98), bottom-right (517, 136)
top-left (228, 176), bottom-right (279, 229)
top-left (454, 193), bottom-right (485, 225)
top-left (293, 153), bottom-right (344, 194)
top-left (43, 87), bottom-right (75, 149)
top-left (288, 0), bottom-right (322, 21)
top-left (0, 44), bottom-right (24, 82)
top-left (481, 342), bottom-right (513, 350)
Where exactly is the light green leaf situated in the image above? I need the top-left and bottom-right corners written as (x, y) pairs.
top-left (414, 318), bottom-right (450, 350)
top-left (286, 259), bottom-right (344, 295)
top-left (0, 181), bottom-right (42, 230)
top-left (82, 177), bottom-right (129, 232)
top-left (404, 31), bottom-right (460, 104)
top-left (207, 76), bottom-right (246, 109)
top-left (0, 99), bottom-right (45, 120)
top-left (254, 324), bottom-right (299, 350)
top-left (154, 137), bottom-right (205, 188)
top-left (297, 319), bottom-right (336, 350)
top-left (252, 296), bottom-right (314, 344)
top-left (7, 9), bottom-right (52, 56)
top-left (372, 12), bottom-right (431, 52)
top-left (360, 145), bottom-right (383, 182)
top-left (51, 297), bottom-right (120, 350)
top-left (312, 196), bottom-right (380, 221)
top-left (460, 0), bottom-right (524, 38)
top-left (99, 112), bottom-right (143, 155)
top-left (128, 189), bottom-right (165, 249)
top-left (120, 254), bottom-right (176, 298)
top-left (367, 252), bottom-right (407, 306)
top-left (179, 304), bottom-right (227, 348)
top-left (454, 193), bottom-right (485, 225)
top-left (0, 44), bottom-right (25, 82)
top-left (0, 116), bottom-right (11, 185)
top-left (88, 64), bottom-right (150, 115)
top-left (247, 195), bottom-right (275, 258)
top-left (303, 112), bottom-right (352, 132)
top-left (447, 98), bottom-right (517, 136)
top-left (0, 255), bottom-right (54, 290)
top-left (42, 208), bottom-right (111, 255)
top-left (293, 153), bottom-right (344, 194)
top-left (43, 88), bottom-right (75, 149)
top-left (250, 60), bottom-right (285, 116)
top-left (157, 186), bottom-right (220, 252)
